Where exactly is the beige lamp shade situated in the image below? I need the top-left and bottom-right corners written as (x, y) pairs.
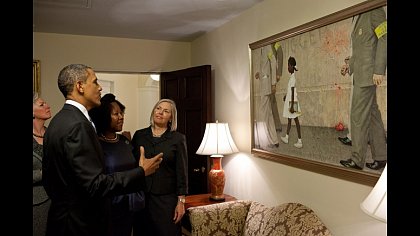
top-left (196, 121), bottom-right (239, 156)
top-left (360, 164), bottom-right (387, 223)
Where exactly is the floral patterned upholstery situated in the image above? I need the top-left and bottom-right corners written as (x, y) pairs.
top-left (244, 201), bottom-right (332, 236)
top-left (188, 200), bottom-right (332, 236)
top-left (189, 200), bottom-right (252, 236)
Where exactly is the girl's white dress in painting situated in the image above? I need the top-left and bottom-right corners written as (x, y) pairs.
top-left (282, 73), bottom-right (302, 119)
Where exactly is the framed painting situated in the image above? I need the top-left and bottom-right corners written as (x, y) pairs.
top-left (249, 0), bottom-right (387, 186)
top-left (33, 60), bottom-right (41, 95)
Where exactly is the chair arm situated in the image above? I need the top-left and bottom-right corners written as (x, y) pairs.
top-left (188, 200), bottom-right (252, 236)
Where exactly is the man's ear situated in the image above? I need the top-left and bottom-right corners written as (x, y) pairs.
top-left (76, 81), bottom-right (84, 93)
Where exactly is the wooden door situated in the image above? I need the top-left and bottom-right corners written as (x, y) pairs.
top-left (160, 65), bottom-right (212, 195)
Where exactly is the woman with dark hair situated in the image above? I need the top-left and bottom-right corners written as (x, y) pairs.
top-left (89, 93), bottom-right (145, 236)
top-left (131, 98), bottom-right (188, 236)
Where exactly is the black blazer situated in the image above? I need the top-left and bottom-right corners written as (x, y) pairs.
top-left (43, 104), bottom-right (145, 236)
top-left (132, 127), bottom-right (188, 196)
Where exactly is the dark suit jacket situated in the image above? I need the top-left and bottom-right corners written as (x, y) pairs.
top-left (132, 127), bottom-right (188, 196)
top-left (43, 104), bottom-right (145, 236)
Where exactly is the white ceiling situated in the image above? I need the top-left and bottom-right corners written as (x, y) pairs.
top-left (33, 0), bottom-right (263, 42)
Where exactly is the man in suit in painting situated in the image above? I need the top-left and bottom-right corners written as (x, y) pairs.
top-left (43, 64), bottom-right (163, 236)
top-left (339, 7), bottom-right (387, 171)
top-left (254, 44), bottom-right (279, 148)
top-left (270, 41), bottom-right (283, 132)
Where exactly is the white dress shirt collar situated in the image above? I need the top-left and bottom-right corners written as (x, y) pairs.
top-left (65, 100), bottom-right (93, 123)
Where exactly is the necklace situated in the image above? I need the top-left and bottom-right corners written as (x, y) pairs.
top-left (152, 127), bottom-right (167, 137)
top-left (100, 133), bottom-right (119, 142)
top-left (33, 133), bottom-right (44, 138)
top-left (33, 126), bottom-right (45, 138)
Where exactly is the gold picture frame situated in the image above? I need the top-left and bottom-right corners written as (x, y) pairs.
top-left (249, 0), bottom-right (387, 186)
top-left (33, 60), bottom-right (41, 95)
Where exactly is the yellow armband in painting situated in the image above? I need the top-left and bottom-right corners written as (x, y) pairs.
top-left (274, 41), bottom-right (281, 51)
top-left (267, 51), bottom-right (273, 60)
top-left (374, 21), bottom-right (387, 39)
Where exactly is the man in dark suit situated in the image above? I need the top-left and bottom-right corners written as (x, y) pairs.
top-left (43, 64), bottom-right (163, 236)
top-left (339, 7), bottom-right (387, 171)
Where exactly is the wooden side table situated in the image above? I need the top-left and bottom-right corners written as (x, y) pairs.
top-left (182, 193), bottom-right (237, 235)
top-left (185, 193), bottom-right (237, 209)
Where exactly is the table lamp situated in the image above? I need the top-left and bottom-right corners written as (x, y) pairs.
top-left (360, 164), bottom-right (387, 223)
top-left (196, 120), bottom-right (238, 201)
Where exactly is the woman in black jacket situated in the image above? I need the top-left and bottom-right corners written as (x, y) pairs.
top-left (132, 98), bottom-right (188, 236)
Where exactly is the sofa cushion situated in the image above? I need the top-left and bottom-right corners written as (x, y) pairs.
top-left (189, 200), bottom-right (252, 236)
top-left (244, 202), bottom-right (332, 236)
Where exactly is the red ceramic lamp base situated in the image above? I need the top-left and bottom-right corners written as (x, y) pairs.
top-left (208, 156), bottom-right (225, 201)
top-left (209, 195), bottom-right (225, 201)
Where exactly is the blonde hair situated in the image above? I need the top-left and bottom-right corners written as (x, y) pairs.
top-left (150, 99), bottom-right (178, 131)
top-left (33, 91), bottom-right (39, 104)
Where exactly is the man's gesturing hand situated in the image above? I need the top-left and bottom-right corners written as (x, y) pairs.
top-left (138, 146), bottom-right (163, 176)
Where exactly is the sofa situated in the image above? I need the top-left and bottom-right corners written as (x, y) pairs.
top-left (188, 200), bottom-right (332, 236)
